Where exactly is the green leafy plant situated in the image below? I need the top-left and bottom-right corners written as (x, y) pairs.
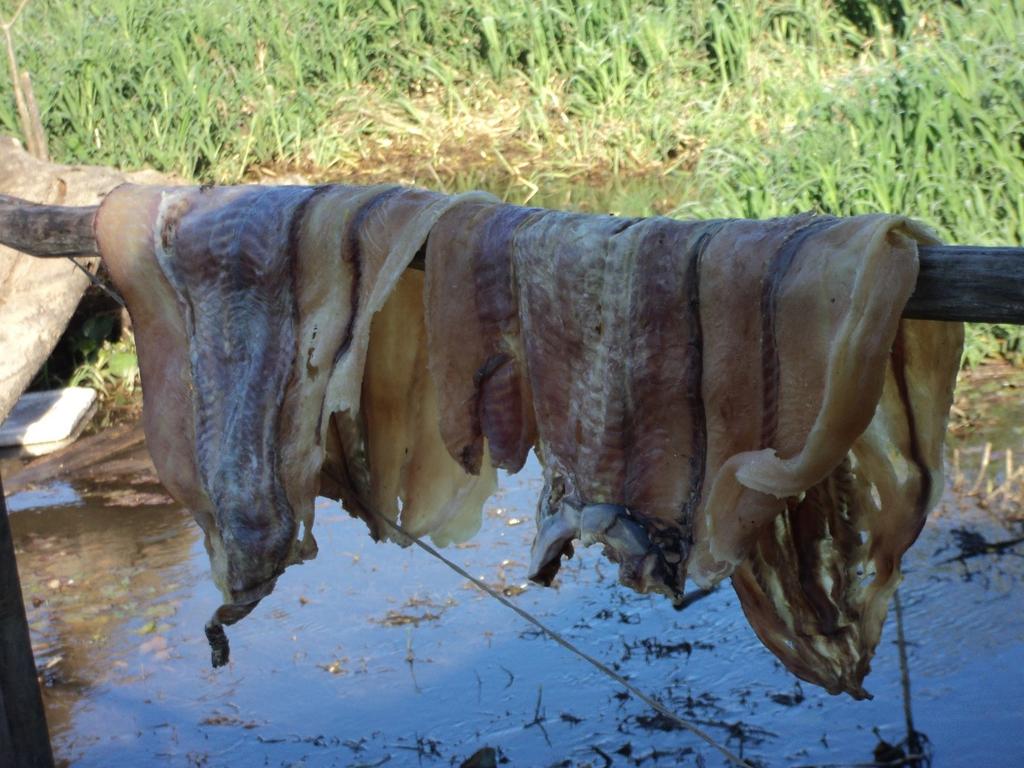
top-left (963, 324), bottom-right (1024, 369)
top-left (67, 337), bottom-right (140, 395)
top-left (47, 313), bottom-right (142, 423)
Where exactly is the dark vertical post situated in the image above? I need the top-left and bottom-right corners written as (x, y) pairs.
top-left (0, 471), bottom-right (54, 768)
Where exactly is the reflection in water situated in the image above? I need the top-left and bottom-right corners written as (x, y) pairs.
top-left (4, 372), bottom-right (1023, 766)
top-left (9, 489), bottom-right (198, 756)
top-left (365, 167), bottom-right (700, 219)
top-left (6, 444), bottom-right (1024, 767)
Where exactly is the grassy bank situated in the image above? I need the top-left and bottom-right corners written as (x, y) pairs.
top-left (2, 0), bottom-right (1022, 367)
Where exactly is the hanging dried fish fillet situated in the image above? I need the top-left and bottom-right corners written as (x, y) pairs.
top-left (512, 213), bottom-right (726, 596)
top-left (695, 216), bottom-right (961, 698)
top-left (353, 268), bottom-right (497, 546)
top-left (424, 207), bottom-right (961, 696)
top-left (95, 183), bottom-right (496, 665)
top-left (316, 187), bottom-right (499, 545)
top-left (425, 201), bottom-right (542, 475)
top-left (95, 180), bottom-right (961, 696)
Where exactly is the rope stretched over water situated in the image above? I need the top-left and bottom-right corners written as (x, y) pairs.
top-left (372, 511), bottom-right (752, 768)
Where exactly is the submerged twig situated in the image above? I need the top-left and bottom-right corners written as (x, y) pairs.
top-left (892, 591), bottom-right (928, 767)
top-left (591, 745), bottom-right (614, 767)
top-left (349, 757), bottom-right (391, 768)
top-left (524, 685), bottom-right (551, 746)
top-left (790, 757), bottom-right (931, 768)
top-left (940, 529), bottom-right (1024, 564)
top-left (673, 587), bottom-right (716, 610)
top-left (405, 626), bottom-right (421, 693)
top-left (499, 664), bottom-right (515, 689)
top-left (967, 442), bottom-right (992, 495)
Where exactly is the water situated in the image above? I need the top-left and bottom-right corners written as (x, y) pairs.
top-left (5, 368), bottom-right (1024, 766)
top-left (469, 171), bottom-right (698, 218)
top-left (7, 407), bottom-right (1024, 768)
top-left (316, 166), bottom-right (700, 220)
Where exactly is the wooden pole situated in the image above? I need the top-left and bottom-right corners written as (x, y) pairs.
top-left (0, 471), bottom-right (55, 768)
top-left (0, 195), bottom-right (96, 257)
top-left (1, 192), bottom-right (1023, 325)
top-left (907, 245), bottom-right (1024, 324)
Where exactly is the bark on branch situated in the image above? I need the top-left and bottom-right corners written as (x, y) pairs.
top-left (0, 194), bottom-right (96, 256)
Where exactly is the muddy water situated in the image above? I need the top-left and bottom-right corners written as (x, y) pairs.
top-left (6, 374), bottom-right (1024, 768)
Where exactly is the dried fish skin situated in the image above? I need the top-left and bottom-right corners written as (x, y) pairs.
top-left (97, 183), bottom-right (360, 664)
top-left (275, 184), bottom-right (397, 562)
top-left (512, 214), bottom-right (722, 596)
top-left (695, 216), bottom-right (962, 697)
top-left (686, 214), bottom-right (824, 584)
top-left (425, 207), bottom-right (723, 595)
top-left (731, 316), bottom-right (962, 698)
top-left (359, 269), bottom-right (498, 546)
top-left (425, 201), bottom-right (543, 475)
top-left (98, 185), bottom-right (306, 623)
top-left (317, 189), bottom-right (501, 545)
top-left (96, 183), bottom-right (497, 665)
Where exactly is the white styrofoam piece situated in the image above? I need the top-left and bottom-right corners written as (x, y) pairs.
top-left (0, 387), bottom-right (98, 448)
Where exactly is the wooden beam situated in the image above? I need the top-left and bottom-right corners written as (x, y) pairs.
top-left (0, 194), bottom-right (97, 257)
top-left (908, 245), bottom-right (1024, 324)
top-left (1, 193), bottom-right (1023, 324)
top-left (0, 471), bottom-right (55, 768)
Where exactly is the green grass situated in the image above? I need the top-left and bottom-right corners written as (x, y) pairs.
top-left (676, 1), bottom-right (1024, 366)
top-left (0, 0), bottom-right (907, 182)
top-left (1, 0), bottom-right (1021, 366)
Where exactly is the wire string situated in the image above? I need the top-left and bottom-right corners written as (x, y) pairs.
top-left (64, 255), bottom-right (126, 308)
top-left (372, 511), bottom-right (752, 768)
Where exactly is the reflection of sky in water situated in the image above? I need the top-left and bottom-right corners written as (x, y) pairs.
top-left (7, 481), bottom-right (81, 512)
top-left (8, 450), bottom-right (1024, 767)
